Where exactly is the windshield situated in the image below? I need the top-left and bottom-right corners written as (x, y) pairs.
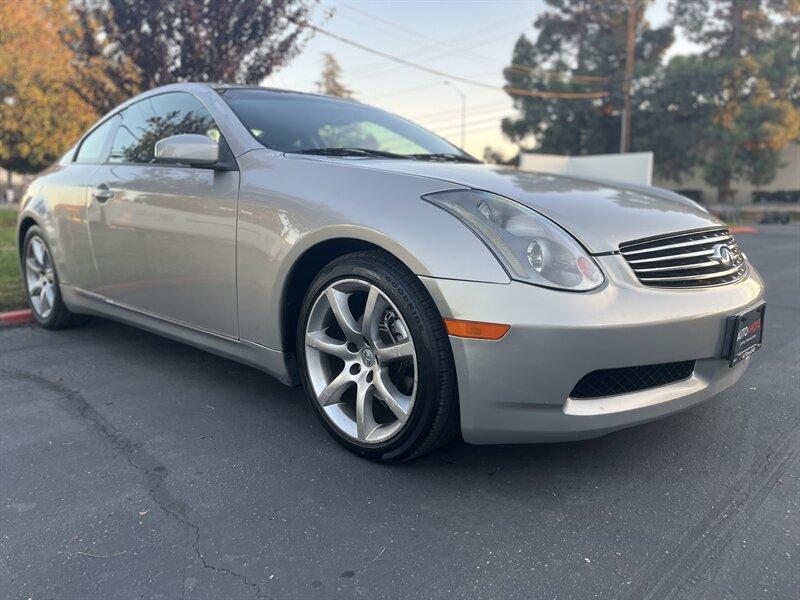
top-left (218, 88), bottom-right (475, 160)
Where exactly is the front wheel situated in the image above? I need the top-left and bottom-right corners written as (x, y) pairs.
top-left (296, 250), bottom-right (459, 462)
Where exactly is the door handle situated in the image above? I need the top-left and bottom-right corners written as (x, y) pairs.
top-left (92, 185), bottom-right (115, 203)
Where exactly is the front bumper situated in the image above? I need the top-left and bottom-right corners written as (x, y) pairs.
top-left (421, 255), bottom-right (765, 444)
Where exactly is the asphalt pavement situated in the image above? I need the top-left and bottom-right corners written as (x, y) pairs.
top-left (2, 225), bottom-right (798, 599)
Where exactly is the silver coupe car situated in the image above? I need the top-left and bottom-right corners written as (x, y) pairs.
top-left (16, 83), bottom-right (766, 462)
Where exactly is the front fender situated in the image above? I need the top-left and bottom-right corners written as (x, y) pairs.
top-left (235, 150), bottom-right (509, 349)
top-left (17, 179), bottom-right (56, 258)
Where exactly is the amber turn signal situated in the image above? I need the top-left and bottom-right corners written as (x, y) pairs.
top-left (444, 319), bottom-right (510, 340)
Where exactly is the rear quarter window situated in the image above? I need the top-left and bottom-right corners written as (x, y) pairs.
top-left (74, 117), bottom-right (117, 164)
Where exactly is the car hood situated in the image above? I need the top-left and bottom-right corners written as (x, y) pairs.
top-left (309, 158), bottom-right (723, 253)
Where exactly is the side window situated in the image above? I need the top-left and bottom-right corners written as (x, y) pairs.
top-left (74, 117), bottom-right (117, 163)
top-left (108, 99), bottom-right (158, 164)
top-left (108, 93), bottom-right (220, 165)
top-left (150, 93), bottom-right (221, 142)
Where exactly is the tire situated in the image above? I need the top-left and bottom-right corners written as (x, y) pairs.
top-left (296, 250), bottom-right (459, 462)
top-left (21, 226), bottom-right (82, 330)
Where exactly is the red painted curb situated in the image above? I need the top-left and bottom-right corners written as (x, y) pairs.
top-left (729, 225), bottom-right (759, 234)
top-left (0, 309), bottom-right (34, 326)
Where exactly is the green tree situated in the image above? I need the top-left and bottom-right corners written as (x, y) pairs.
top-left (0, 0), bottom-right (97, 175)
top-left (634, 55), bottom-right (721, 182)
top-left (66, 0), bottom-right (318, 113)
top-left (316, 53), bottom-right (354, 99)
top-left (658, 0), bottom-right (800, 201)
top-left (501, 0), bottom-right (673, 155)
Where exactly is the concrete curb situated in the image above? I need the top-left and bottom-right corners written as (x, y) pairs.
top-left (730, 226), bottom-right (760, 234)
top-left (0, 309), bottom-right (34, 327)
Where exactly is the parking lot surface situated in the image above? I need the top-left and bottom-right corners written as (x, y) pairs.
top-left (2, 226), bottom-right (798, 599)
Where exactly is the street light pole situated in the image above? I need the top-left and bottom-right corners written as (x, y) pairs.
top-left (443, 80), bottom-right (466, 149)
top-left (620, 0), bottom-right (637, 154)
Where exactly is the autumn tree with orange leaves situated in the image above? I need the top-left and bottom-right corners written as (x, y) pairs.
top-left (0, 0), bottom-right (98, 175)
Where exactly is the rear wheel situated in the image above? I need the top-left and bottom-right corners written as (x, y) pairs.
top-left (22, 226), bottom-right (81, 329)
top-left (297, 250), bottom-right (459, 462)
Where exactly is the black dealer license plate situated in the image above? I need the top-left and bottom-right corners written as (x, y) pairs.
top-left (725, 302), bottom-right (766, 366)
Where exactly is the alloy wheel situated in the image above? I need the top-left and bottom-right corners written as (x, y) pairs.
top-left (304, 278), bottom-right (418, 444)
top-left (25, 236), bottom-right (56, 319)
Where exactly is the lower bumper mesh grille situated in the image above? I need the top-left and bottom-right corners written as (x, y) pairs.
top-left (570, 361), bottom-right (696, 399)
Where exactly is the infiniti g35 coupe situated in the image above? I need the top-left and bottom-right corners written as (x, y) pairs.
top-left (16, 83), bottom-right (766, 462)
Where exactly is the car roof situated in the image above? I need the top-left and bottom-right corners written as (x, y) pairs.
top-left (211, 84), bottom-right (365, 105)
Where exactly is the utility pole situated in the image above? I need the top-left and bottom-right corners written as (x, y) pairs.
top-left (443, 80), bottom-right (466, 149)
top-left (620, 0), bottom-right (637, 154)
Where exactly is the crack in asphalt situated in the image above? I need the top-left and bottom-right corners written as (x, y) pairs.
top-left (1, 368), bottom-right (266, 599)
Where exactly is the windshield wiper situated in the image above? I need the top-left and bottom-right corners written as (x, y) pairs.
top-left (293, 148), bottom-right (481, 163)
top-left (409, 153), bottom-right (481, 163)
top-left (293, 147), bottom-right (413, 159)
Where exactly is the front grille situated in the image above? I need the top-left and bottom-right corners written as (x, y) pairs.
top-left (619, 227), bottom-right (747, 288)
top-left (570, 361), bottom-right (696, 399)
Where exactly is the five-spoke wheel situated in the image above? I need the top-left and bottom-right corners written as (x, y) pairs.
top-left (297, 250), bottom-right (458, 462)
top-left (24, 235), bottom-right (56, 319)
top-left (305, 278), bottom-right (418, 444)
top-left (21, 225), bottom-right (80, 329)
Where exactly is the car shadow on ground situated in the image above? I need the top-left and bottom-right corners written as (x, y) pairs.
top-left (56, 317), bottom-right (728, 492)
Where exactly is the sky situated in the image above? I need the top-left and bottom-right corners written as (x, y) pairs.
top-left (262, 0), bottom-right (702, 159)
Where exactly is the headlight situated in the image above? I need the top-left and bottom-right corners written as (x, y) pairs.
top-left (422, 189), bottom-right (603, 291)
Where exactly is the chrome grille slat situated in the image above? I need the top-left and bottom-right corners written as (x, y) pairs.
top-left (633, 260), bottom-right (723, 273)
top-left (621, 234), bottom-right (732, 256)
top-left (619, 228), bottom-right (748, 288)
top-left (626, 248), bottom-right (716, 264)
top-left (638, 263), bottom-right (744, 282)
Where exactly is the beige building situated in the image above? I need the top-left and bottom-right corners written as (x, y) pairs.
top-left (653, 142), bottom-right (800, 205)
top-left (0, 169), bottom-right (35, 204)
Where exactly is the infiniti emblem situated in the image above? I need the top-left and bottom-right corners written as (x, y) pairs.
top-left (361, 348), bottom-right (375, 367)
top-left (711, 243), bottom-right (734, 267)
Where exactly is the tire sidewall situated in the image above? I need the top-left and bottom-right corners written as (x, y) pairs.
top-left (297, 256), bottom-right (446, 461)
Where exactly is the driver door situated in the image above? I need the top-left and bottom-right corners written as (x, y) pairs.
top-left (86, 92), bottom-right (239, 337)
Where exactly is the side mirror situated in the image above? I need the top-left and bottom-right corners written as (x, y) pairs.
top-left (154, 134), bottom-right (219, 166)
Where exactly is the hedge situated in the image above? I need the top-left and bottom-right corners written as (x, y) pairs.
top-left (752, 190), bottom-right (800, 203)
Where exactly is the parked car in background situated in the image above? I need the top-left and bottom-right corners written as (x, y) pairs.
top-left (16, 83), bottom-right (765, 461)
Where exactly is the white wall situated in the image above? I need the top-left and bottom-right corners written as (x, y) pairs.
top-left (519, 152), bottom-right (654, 186)
top-left (652, 143), bottom-right (800, 204)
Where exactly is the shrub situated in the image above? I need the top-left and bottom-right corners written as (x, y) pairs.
top-left (752, 190), bottom-right (800, 203)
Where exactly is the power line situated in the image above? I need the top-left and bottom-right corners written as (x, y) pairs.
top-left (347, 29), bottom-right (534, 84)
top-left (405, 100), bottom-right (510, 122)
top-left (341, 7), bottom-right (537, 79)
top-left (339, 3), bottom-right (611, 85)
top-left (362, 82), bottom-right (440, 101)
top-left (420, 105), bottom-right (513, 129)
top-left (297, 20), bottom-right (609, 100)
top-left (361, 68), bottom-right (500, 100)
top-left (431, 113), bottom-right (513, 135)
top-left (340, 3), bottom-right (526, 70)
top-left (435, 121), bottom-right (510, 141)
top-left (363, 63), bottom-right (722, 104)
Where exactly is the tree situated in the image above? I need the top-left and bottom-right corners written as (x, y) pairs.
top-left (671, 0), bottom-right (784, 57)
top-left (66, 0), bottom-right (318, 113)
top-left (317, 53), bottom-right (354, 99)
top-left (0, 0), bottom-right (97, 175)
top-left (659, 0), bottom-right (800, 201)
top-left (634, 55), bottom-right (721, 182)
top-left (501, 0), bottom-right (673, 155)
top-left (483, 146), bottom-right (519, 166)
